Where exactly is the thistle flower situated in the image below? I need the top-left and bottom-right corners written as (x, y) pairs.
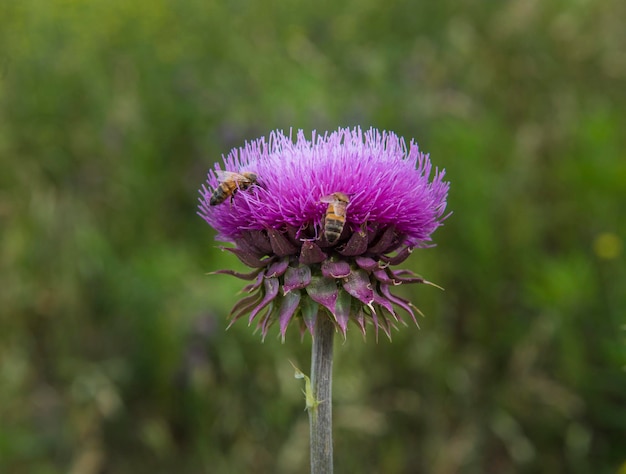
top-left (198, 127), bottom-right (449, 340)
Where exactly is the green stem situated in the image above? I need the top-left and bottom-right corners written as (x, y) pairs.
top-left (309, 314), bottom-right (334, 474)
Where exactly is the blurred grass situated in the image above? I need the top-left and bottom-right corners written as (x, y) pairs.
top-left (1, 0), bottom-right (625, 473)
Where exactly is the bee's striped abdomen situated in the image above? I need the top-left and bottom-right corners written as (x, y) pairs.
top-left (321, 192), bottom-right (350, 244)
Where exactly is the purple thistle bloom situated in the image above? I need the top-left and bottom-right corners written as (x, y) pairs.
top-left (198, 127), bottom-right (449, 340)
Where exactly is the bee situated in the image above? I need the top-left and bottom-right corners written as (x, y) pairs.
top-left (320, 192), bottom-right (350, 243)
top-left (209, 170), bottom-right (257, 206)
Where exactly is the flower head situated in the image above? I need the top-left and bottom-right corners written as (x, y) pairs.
top-left (198, 127), bottom-right (449, 340)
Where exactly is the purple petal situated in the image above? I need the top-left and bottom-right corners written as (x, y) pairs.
top-left (285, 225), bottom-right (302, 244)
top-left (367, 226), bottom-right (398, 254)
top-left (222, 247), bottom-right (273, 268)
top-left (305, 276), bottom-right (338, 316)
top-left (244, 230), bottom-right (273, 254)
top-left (283, 264), bottom-right (312, 294)
top-left (355, 307), bottom-right (367, 337)
top-left (248, 277), bottom-right (280, 324)
top-left (257, 303), bottom-right (275, 340)
top-left (392, 269), bottom-right (418, 277)
top-left (299, 241), bottom-right (327, 265)
top-left (210, 268), bottom-right (263, 280)
top-left (228, 292), bottom-right (263, 327)
top-left (279, 291), bottom-right (301, 340)
top-left (338, 229), bottom-right (368, 257)
top-left (334, 289), bottom-right (352, 335)
top-left (390, 269), bottom-right (426, 285)
top-left (379, 246), bottom-right (414, 265)
top-left (372, 287), bottom-right (397, 319)
top-left (374, 291), bottom-right (398, 340)
top-left (234, 234), bottom-right (270, 257)
top-left (375, 307), bottom-right (393, 340)
top-left (354, 256), bottom-right (381, 272)
top-left (241, 270), bottom-right (265, 292)
top-left (342, 269), bottom-right (374, 305)
top-left (366, 223), bottom-right (381, 244)
top-left (234, 236), bottom-right (265, 257)
top-left (267, 228), bottom-right (298, 257)
top-left (300, 295), bottom-right (319, 336)
top-left (321, 260), bottom-right (351, 279)
top-left (299, 320), bottom-right (308, 340)
top-left (379, 284), bottom-right (420, 326)
top-left (266, 257), bottom-right (290, 278)
top-left (372, 269), bottom-right (396, 285)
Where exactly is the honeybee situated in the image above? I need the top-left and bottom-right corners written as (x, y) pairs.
top-left (320, 192), bottom-right (350, 243)
top-left (209, 170), bottom-right (257, 206)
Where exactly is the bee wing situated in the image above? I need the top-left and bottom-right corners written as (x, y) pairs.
top-left (319, 194), bottom-right (337, 204)
top-left (321, 195), bottom-right (346, 216)
top-left (214, 170), bottom-right (245, 182)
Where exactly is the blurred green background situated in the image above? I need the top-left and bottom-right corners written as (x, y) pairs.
top-left (1, 0), bottom-right (625, 473)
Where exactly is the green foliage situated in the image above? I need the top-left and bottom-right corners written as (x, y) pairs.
top-left (1, 0), bottom-right (625, 472)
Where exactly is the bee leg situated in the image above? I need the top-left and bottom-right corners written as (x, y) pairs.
top-left (311, 223), bottom-right (320, 241)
